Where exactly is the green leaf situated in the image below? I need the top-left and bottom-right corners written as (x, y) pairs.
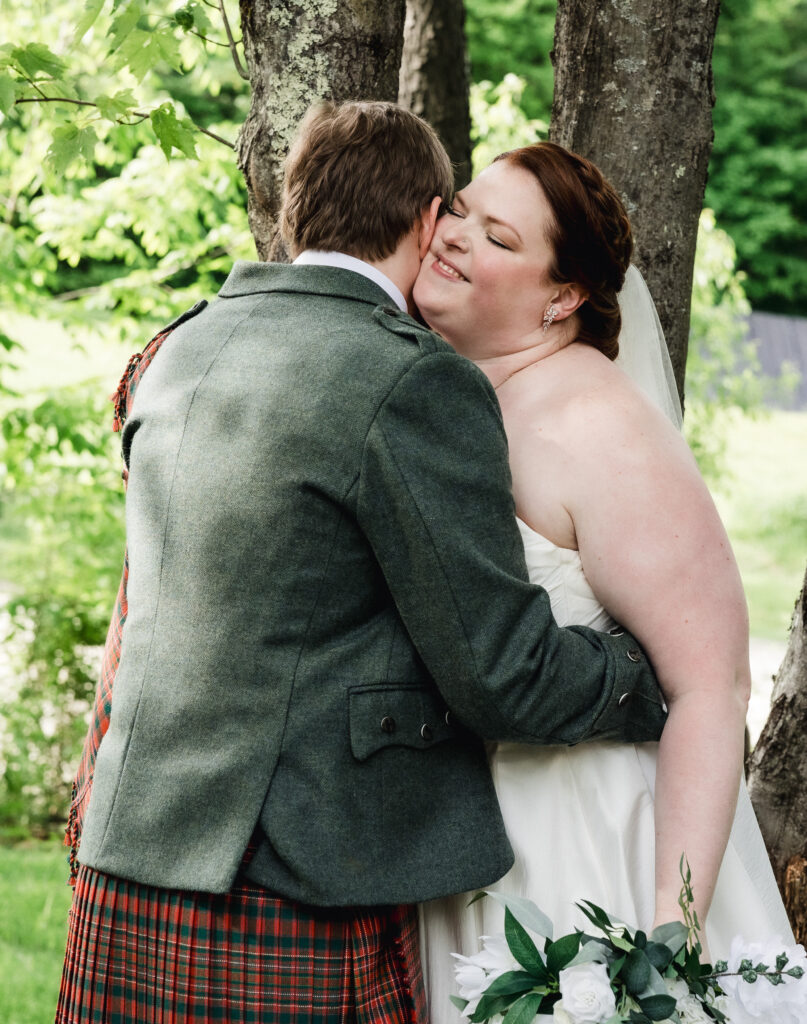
top-left (449, 995), bottom-right (468, 1012)
top-left (46, 124), bottom-right (97, 172)
top-left (150, 102), bottom-right (197, 159)
top-left (504, 908), bottom-right (547, 979)
top-left (566, 938), bottom-right (612, 969)
top-left (470, 992), bottom-right (515, 1023)
top-left (72, 0), bottom-right (106, 45)
top-left (650, 921), bottom-right (688, 955)
top-left (637, 994), bottom-right (677, 1020)
top-left (483, 891), bottom-right (554, 940)
top-left (0, 331), bottom-right (20, 353)
top-left (10, 43), bottom-right (68, 79)
top-left (621, 948), bottom-right (651, 995)
top-left (576, 900), bottom-right (615, 934)
top-left (546, 933), bottom-right (581, 976)
top-left (0, 71), bottom-right (16, 114)
top-left (503, 992), bottom-right (545, 1024)
top-left (645, 941), bottom-right (674, 972)
top-left (94, 89), bottom-right (137, 122)
top-left (481, 970), bottom-right (538, 999)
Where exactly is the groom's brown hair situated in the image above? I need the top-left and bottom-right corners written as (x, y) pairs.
top-left (281, 101), bottom-right (454, 262)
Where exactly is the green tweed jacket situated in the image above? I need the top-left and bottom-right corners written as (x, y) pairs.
top-left (78, 262), bottom-right (667, 904)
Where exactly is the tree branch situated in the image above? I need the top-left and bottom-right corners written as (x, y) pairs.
top-left (54, 246), bottom-right (235, 302)
top-left (218, 0), bottom-right (249, 80)
top-left (189, 28), bottom-right (233, 48)
top-left (14, 96), bottom-right (235, 149)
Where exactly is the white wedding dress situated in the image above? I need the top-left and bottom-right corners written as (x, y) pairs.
top-left (420, 518), bottom-right (794, 1023)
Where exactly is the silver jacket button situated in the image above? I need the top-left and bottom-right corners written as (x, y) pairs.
top-left (380, 716), bottom-right (396, 734)
top-left (627, 649), bottom-right (642, 662)
top-left (420, 723), bottom-right (433, 742)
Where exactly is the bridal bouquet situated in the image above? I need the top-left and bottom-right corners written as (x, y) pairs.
top-left (451, 865), bottom-right (806, 1024)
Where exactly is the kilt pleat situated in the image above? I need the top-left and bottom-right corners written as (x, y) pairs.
top-left (56, 865), bottom-right (427, 1024)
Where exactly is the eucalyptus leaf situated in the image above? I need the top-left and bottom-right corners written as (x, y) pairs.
top-left (484, 892), bottom-right (554, 940)
top-left (565, 939), bottom-right (612, 969)
top-left (637, 994), bottom-right (677, 1021)
top-left (622, 948), bottom-right (651, 995)
top-left (645, 941), bottom-right (674, 972)
top-left (650, 921), bottom-right (688, 955)
top-left (449, 995), bottom-right (468, 1011)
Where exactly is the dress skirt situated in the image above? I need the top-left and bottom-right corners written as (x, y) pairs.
top-left (57, 862), bottom-right (426, 1024)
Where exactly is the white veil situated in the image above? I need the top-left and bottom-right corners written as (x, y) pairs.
top-left (615, 265), bottom-right (683, 429)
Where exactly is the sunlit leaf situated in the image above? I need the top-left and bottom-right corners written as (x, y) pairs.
top-left (46, 123), bottom-right (97, 171)
top-left (150, 102), bottom-right (197, 159)
top-left (94, 88), bottom-right (137, 121)
top-left (72, 0), bottom-right (107, 45)
top-left (0, 72), bottom-right (16, 115)
top-left (10, 43), bottom-right (68, 79)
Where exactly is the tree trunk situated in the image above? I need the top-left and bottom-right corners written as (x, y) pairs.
top-left (747, 564), bottom-right (807, 944)
top-left (549, 0), bottom-right (721, 402)
top-left (237, 0), bottom-right (406, 262)
top-left (399, 0), bottom-right (472, 189)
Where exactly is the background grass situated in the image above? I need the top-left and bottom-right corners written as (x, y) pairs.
top-left (0, 842), bottom-right (73, 1024)
top-left (711, 409), bottom-right (807, 641)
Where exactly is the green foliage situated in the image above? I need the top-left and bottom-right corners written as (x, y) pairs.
top-left (707, 0), bottom-right (807, 314)
top-left (0, 384), bottom-right (125, 835)
top-left (470, 75), bottom-right (547, 175)
top-left (685, 209), bottom-right (798, 481)
top-left (465, 0), bottom-right (556, 121)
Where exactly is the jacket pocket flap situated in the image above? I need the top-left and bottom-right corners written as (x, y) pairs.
top-left (349, 684), bottom-right (455, 762)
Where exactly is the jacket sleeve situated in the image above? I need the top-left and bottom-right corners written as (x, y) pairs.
top-left (356, 349), bottom-right (668, 745)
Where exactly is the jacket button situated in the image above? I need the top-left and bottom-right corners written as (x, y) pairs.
top-left (381, 716), bottom-right (396, 734)
top-left (609, 626), bottom-right (625, 637)
top-left (444, 710), bottom-right (453, 727)
top-left (420, 723), bottom-right (433, 742)
top-left (618, 692), bottom-right (632, 707)
top-left (627, 649), bottom-right (642, 662)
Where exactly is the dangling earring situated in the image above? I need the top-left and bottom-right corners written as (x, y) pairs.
top-left (542, 305), bottom-right (558, 333)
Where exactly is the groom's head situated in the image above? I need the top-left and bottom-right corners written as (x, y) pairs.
top-left (280, 101), bottom-right (453, 263)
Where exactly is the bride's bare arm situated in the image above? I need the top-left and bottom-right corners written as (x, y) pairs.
top-left (541, 378), bottom-right (749, 933)
top-left (571, 390), bottom-right (749, 931)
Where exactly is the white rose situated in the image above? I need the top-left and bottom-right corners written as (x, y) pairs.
top-left (558, 963), bottom-right (617, 1024)
top-left (452, 933), bottom-right (519, 1017)
top-left (552, 1003), bottom-right (575, 1024)
top-left (663, 977), bottom-right (690, 1002)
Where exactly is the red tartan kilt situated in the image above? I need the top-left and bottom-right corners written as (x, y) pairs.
top-left (56, 864), bottom-right (427, 1024)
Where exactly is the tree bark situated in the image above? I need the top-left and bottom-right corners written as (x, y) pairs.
top-left (549, 0), bottom-right (721, 402)
top-left (237, 0), bottom-right (406, 262)
top-left (399, 0), bottom-right (472, 189)
top-left (747, 563), bottom-right (807, 944)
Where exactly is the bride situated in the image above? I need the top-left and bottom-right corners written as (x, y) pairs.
top-left (412, 142), bottom-right (794, 1020)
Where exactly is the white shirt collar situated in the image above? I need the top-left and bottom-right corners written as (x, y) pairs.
top-left (292, 250), bottom-right (407, 313)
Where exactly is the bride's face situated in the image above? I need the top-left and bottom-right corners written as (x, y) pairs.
top-left (413, 160), bottom-right (557, 360)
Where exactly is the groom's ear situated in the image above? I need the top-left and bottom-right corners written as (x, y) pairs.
top-left (417, 196), bottom-right (443, 260)
top-left (551, 282), bottom-right (588, 321)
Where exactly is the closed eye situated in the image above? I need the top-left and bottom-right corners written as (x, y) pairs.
top-left (487, 235), bottom-right (511, 250)
top-left (443, 204), bottom-right (465, 218)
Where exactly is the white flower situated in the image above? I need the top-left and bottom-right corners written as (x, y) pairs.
top-left (557, 962), bottom-right (617, 1023)
top-left (552, 1004), bottom-right (575, 1024)
top-left (675, 993), bottom-right (712, 1023)
top-left (452, 933), bottom-right (518, 1017)
top-left (664, 977), bottom-right (690, 1002)
top-left (720, 936), bottom-right (807, 1024)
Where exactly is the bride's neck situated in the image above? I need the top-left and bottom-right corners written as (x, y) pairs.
top-left (475, 322), bottom-right (579, 392)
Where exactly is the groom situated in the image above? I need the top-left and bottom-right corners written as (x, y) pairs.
top-left (71, 101), bottom-right (667, 1021)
